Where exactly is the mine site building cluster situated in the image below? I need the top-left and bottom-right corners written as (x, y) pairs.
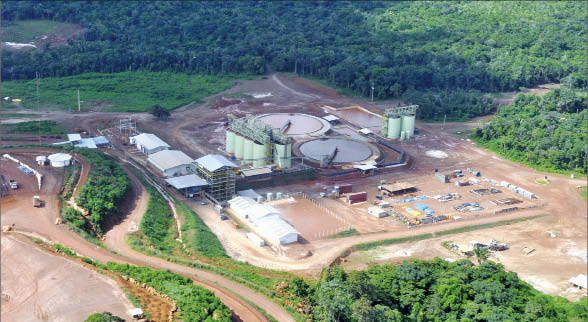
top-left (130, 133), bottom-right (170, 155)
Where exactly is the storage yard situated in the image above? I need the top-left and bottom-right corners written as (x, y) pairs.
top-left (2, 72), bottom-right (586, 303)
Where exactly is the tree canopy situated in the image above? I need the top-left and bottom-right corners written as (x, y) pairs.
top-left (1, 1), bottom-right (585, 119)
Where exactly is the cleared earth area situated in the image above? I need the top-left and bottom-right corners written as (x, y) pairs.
top-left (1, 234), bottom-right (134, 322)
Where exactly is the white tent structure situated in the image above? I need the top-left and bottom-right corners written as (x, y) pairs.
top-left (228, 196), bottom-right (298, 245)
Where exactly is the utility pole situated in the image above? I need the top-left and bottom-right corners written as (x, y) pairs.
top-left (443, 114), bottom-right (446, 129)
top-left (77, 89), bottom-right (81, 112)
top-left (371, 82), bottom-right (375, 102)
top-left (36, 72), bottom-right (41, 143)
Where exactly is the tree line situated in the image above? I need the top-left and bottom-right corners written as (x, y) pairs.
top-left (284, 259), bottom-right (587, 321)
top-left (1, 1), bottom-right (585, 119)
top-left (472, 85), bottom-right (586, 173)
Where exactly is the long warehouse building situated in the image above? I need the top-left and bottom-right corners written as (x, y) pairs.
top-left (228, 196), bottom-right (299, 245)
top-left (148, 150), bottom-right (194, 177)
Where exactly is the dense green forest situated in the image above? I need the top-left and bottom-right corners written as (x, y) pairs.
top-left (472, 86), bottom-right (587, 174)
top-left (297, 260), bottom-right (587, 321)
top-left (1, 1), bottom-right (585, 119)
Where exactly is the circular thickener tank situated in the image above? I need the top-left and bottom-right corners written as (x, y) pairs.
top-left (234, 135), bottom-right (244, 159)
top-left (401, 115), bottom-right (415, 137)
top-left (225, 131), bottom-right (235, 153)
top-left (299, 138), bottom-right (372, 163)
top-left (243, 138), bottom-right (254, 161)
top-left (255, 113), bottom-right (331, 136)
top-left (387, 117), bottom-right (401, 139)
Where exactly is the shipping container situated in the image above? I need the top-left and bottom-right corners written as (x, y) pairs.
top-left (434, 173), bottom-right (450, 183)
top-left (368, 207), bottom-right (388, 218)
top-left (335, 184), bottom-right (353, 194)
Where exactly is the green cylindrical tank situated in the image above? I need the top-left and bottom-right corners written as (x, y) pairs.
top-left (400, 131), bottom-right (406, 140)
top-left (243, 138), bottom-right (254, 163)
top-left (387, 117), bottom-right (401, 139)
top-left (274, 143), bottom-right (292, 168)
top-left (234, 134), bottom-right (244, 159)
top-left (253, 142), bottom-right (267, 167)
top-left (225, 130), bottom-right (235, 153)
top-left (401, 114), bottom-right (416, 137)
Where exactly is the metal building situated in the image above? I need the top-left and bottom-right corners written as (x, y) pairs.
top-left (148, 150), bottom-right (194, 177)
top-left (130, 133), bottom-right (170, 155)
top-left (194, 154), bottom-right (238, 202)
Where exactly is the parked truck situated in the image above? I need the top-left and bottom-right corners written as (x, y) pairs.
top-left (9, 180), bottom-right (18, 189)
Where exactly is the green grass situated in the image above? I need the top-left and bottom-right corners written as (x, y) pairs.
top-left (535, 179), bottom-right (549, 185)
top-left (0, 113), bottom-right (39, 118)
top-left (1, 20), bottom-right (73, 42)
top-left (580, 187), bottom-right (587, 200)
top-left (1, 120), bottom-right (66, 136)
top-left (0, 71), bottom-right (255, 112)
top-left (327, 228), bottom-right (359, 239)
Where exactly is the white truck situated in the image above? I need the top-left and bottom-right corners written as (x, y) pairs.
top-left (9, 180), bottom-right (18, 189)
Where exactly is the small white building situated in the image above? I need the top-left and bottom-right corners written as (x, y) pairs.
top-left (35, 156), bottom-right (47, 166)
top-left (67, 133), bottom-right (82, 144)
top-left (368, 206), bottom-right (387, 218)
top-left (47, 153), bottom-right (72, 167)
top-left (569, 274), bottom-right (587, 290)
top-left (130, 133), bottom-right (170, 155)
top-left (148, 150), bottom-right (194, 177)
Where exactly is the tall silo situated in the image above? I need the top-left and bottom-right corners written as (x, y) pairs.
top-left (243, 137), bottom-right (254, 163)
top-left (274, 143), bottom-right (292, 168)
top-left (252, 142), bottom-right (267, 167)
top-left (401, 114), bottom-right (415, 138)
top-left (387, 116), bottom-right (401, 139)
top-left (225, 130), bottom-right (235, 154)
top-left (234, 134), bottom-right (244, 159)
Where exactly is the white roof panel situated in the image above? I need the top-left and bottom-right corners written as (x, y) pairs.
top-left (569, 274), bottom-right (587, 289)
top-left (165, 174), bottom-right (208, 189)
top-left (67, 133), bottom-right (82, 141)
top-left (241, 167), bottom-right (272, 177)
top-left (196, 154), bottom-right (238, 172)
top-left (131, 133), bottom-right (170, 150)
top-left (237, 189), bottom-right (262, 199)
top-left (359, 128), bottom-right (373, 135)
top-left (148, 150), bottom-right (194, 171)
top-left (75, 138), bottom-right (98, 149)
top-left (92, 136), bottom-right (110, 145)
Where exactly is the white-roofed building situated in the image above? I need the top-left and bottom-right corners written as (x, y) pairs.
top-left (130, 133), bottom-right (170, 155)
top-left (148, 150), bottom-right (194, 177)
top-left (228, 196), bottom-right (299, 245)
top-left (165, 174), bottom-right (208, 197)
top-left (569, 274), bottom-right (587, 290)
top-left (256, 215), bottom-right (299, 245)
top-left (67, 133), bottom-right (82, 143)
top-left (75, 138), bottom-right (98, 149)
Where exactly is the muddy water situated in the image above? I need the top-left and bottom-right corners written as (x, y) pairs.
top-left (330, 108), bottom-right (382, 129)
top-left (299, 138), bottom-right (372, 163)
top-left (256, 114), bottom-right (325, 135)
top-left (276, 200), bottom-right (345, 240)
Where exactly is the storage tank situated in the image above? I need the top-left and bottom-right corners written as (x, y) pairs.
top-left (387, 116), bottom-right (401, 139)
top-left (274, 143), bottom-right (292, 168)
top-left (256, 195), bottom-right (264, 203)
top-left (266, 192), bottom-right (273, 201)
top-left (401, 114), bottom-right (416, 137)
top-left (243, 137), bottom-right (254, 163)
top-left (400, 131), bottom-right (406, 140)
top-left (225, 130), bottom-right (235, 154)
top-left (234, 135), bottom-right (244, 159)
top-left (252, 142), bottom-right (268, 167)
top-left (404, 131), bottom-right (411, 140)
top-left (48, 153), bottom-right (72, 167)
top-left (276, 192), bottom-right (282, 200)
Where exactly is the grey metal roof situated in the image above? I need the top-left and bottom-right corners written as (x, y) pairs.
top-left (131, 133), bottom-right (170, 150)
top-left (165, 174), bottom-right (208, 189)
top-left (92, 136), bottom-right (110, 145)
top-left (75, 138), bottom-right (97, 149)
top-left (67, 133), bottom-right (82, 142)
top-left (195, 154), bottom-right (238, 172)
top-left (148, 150), bottom-right (194, 171)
